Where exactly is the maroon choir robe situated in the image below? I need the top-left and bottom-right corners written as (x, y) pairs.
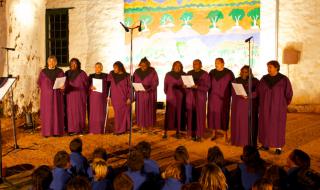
top-left (65, 70), bottom-right (89, 133)
top-left (164, 71), bottom-right (186, 132)
top-left (231, 77), bottom-right (259, 146)
top-left (185, 70), bottom-right (210, 137)
top-left (258, 73), bottom-right (293, 148)
top-left (207, 69), bottom-right (235, 131)
top-left (133, 68), bottom-right (159, 128)
top-left (38, 68), bottom-right (65, 137)
top-left (88, 73), bottom-right (108, 134)
top-left (108, 72), bottom-right (131, 134)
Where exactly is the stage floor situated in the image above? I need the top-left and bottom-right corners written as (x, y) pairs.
top-left (0, 112), bottom-right (320, 189)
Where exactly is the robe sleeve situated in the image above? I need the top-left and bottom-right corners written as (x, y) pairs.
top-left (197, 73), bottom-right (210, 92)
top-left (37, 71), bottom-right (43, 88)
top-left (164, 74), bottom-right (169, 94)
top-left (146, 70), bottom-right (159, 92)
top-left (126, 75), bottom-right (132, 100)
top-left (285, 77), bottom-right (293, 105)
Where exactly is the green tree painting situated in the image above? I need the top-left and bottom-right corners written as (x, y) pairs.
top-left (124, 17), bottom-right (133, 27)
top-left (207, 10), bottom-right (224, 29)
top-left (160, 13), bottom-right (174, 26)
top-left (229, 8), bottom-right (245, 27)
top-left (247, 8), bottom-right (260, 28)
top-left (180, 11), bottom-right (193, 26)
top-left (139, 15), bottom-right (153, 31)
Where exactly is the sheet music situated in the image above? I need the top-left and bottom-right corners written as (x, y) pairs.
top-left (132, 83), bottom-right (146, 91)
top-left (181, 75), bottom-right (195, 88)
top-left (0, 78), bottom-right (16, 100)
top-left (53, 76), bottom-right (66, 89)
top-left (92, 78), bottom-right (103, 93)
top-left (232, 83), bottom-right (247, 96)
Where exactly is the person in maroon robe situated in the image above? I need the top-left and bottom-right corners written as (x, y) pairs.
top-left (185, 59), bottom-right (210, 141)
top-left (258, 60), bottom-right (293, 155)
top-left (231, 65), bottom-right (259, 147)
top-left (88, 62), bottom-right (108, 134)
top-left (133, 57), bottom-right (159, 131)
top-left (38, 55), bottom-right (65, 137)
top-left (208, 58), bottom-right (235, 142)
top-left (108, 61), bottom-right (131, 135)
top-left (65, 58), bottom-right (89, 135)
top-left (163, 61), bottom-right (186, 139)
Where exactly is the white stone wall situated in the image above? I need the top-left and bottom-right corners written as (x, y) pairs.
top-left (1, 0), bottom-right (320, 114)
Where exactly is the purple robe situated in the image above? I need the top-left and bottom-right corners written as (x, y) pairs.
top-left (207, 69), bottom-right (235, 131)
top-left (65, 70), bottom-right (89, 133)
top-left (107, 72), bottom-right (131, 134)
top-left (231, 77), bottom-right (259, 146)
top-left (88, 73), bottom-right (108, 134)
top-left (38, 68), bottom-right (65, 137)
top-left (258, 74), bottom-right (293, 147)
top-left (185, 70), bottom-right (210, 137)
top-left (133, 68), bottom-right (158, 128)
top-left (164, 72), bottom-right (186, 132)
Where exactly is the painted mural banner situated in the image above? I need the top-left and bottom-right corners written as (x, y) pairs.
top-left (124, 0), bottom-right (260, 100)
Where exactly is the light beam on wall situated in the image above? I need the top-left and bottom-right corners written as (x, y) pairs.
top-left (14, 0), bottom-right (34, 27)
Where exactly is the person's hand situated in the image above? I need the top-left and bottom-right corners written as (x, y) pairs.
top-left (192, 85), bottom-right (198, 89)
top-left (126, 98), bottom-right (131, 105)
top-left (91, 86), bottom-right (96, 91)
top-left (241, 95), bottom-right (248, 99)
top-left (107, 97), bottom-right (111, 104)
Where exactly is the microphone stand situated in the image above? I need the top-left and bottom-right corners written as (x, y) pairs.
top-left (120, 21), bottom-right (141, 153)
top-left (245, 37), bottom-right (254, 146)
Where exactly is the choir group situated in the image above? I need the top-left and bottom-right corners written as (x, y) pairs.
top-left (38, 55), bottom-right (292, 154)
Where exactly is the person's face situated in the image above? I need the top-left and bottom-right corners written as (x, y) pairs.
top-left (267, 64), bottom-right (278, 76)
top-left (95, 64), bottom-right (103, 74)
top-left (113, 65), bottom-right (120, 74)
top-left (140, 62), bottom-right (148, 71)
top-left (47, 58), bottom-right (57, 69)
top-left (70, 61), bottom-right (78, 71)
top-left (193, 60), bottom-right (201, 71)
top-left (215, 59), bottom-right (224, 71)
top-left (173, 63), bottom-right (182, 73)
top-left (241, 68), bottom-right (249, 79)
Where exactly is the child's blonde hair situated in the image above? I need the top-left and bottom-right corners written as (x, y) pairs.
top-left (199, 163), bottom-right (227, 190)
top-left (162, 163), bottom-right (182, 180)
top-left (92, 158), bottom-right (108, 181)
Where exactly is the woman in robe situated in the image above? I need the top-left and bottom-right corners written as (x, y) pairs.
top-left (65, 58), bottom-right (89, 135)
top-left (108, 61), bottom-right (131, 135)
top-left (207, 58), bottom-right (234, 142)
top-left (185, 59), bottom-right (210, 141)
top-left (133, 57), bottom-right (158, 131)
top-left (163, 61), bottom-right (186, 139)
top-left (231, 65), bottom-right (259, 146)
top-left (88, 62), bottom-right (108, 134)
top-left (258, 60), bottom-right (293, 155)
top-left (38, 55), bottom-right (65, 137)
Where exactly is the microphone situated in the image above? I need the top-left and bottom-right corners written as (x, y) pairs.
top-left (138, 21), bottom-right (142, 32)
top-left (120, 22), bottom-right (129, 32)
top-left (1, 47), bottom-right (15, 51)
top-left (245, 36), bottom-right (253, 43)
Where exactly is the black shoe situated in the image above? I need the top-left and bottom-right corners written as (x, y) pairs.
top-left (175, 133), bottom-right (181, 139)
top-left (259, 146), bottom-right (269, 151)
top-left (192, 136), bottom-right (197, 141)
top-left (211, 136), bottom-right (217, 141)
top-left (162, 134), bottom-right (168, 139)
top-left (196, 136), bottom-right (202, 142)
top-left (275, 148), bottom-right (282, 155)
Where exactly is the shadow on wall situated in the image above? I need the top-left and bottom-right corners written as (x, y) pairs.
top-left (0, 6), bottom-right (7, 76)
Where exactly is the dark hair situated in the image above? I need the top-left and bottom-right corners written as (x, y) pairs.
top-left (92, 147), bottom-right (108, 161)
top-left (66, 176), bottom-right (92, 190)
top-left (70, 58), bottom-right (81, 70)
top-left (215, 57), bottom-right (225, 64)
top-left (139, 57), bottom-right (151, 67)
top-left (54, 150), bottom-right (70, 168)
top-left (267, 60), bottom-right (280, 71)
top-left (32, 165), bottom-right (53, 190)
top-left (69, 137), bottom-right (83, 153)
top-left (171, 61), bottom-right (183, 71)
top-left (113, 61), bottom-right (126, 73)
top-left (207, 146), bottom-right (225, 168)
top-left (289, 149), bottom-right (311, 169)
top-left (181, 182), bottom-right (202, 190)
top-left (174, 146), bottom-right (189, 164)
top-left (127, 150), bottom-right (144, 172)
top-left (253, 178), bottom-right (273, 190)
top-left (95, 62), bottom-right (103, 67)
top-left (193, 59), bottom-right (202, 66)
top-left (240, 65), bottom-right (254, 78)
top-left (114, 173), bottom-right (133, 190)
top-left (241, 145), bottom-right (265, 174)
top-left (264, 165), bottom-right (287, 190)
top-left (136, 141), bottom-right (151, 159)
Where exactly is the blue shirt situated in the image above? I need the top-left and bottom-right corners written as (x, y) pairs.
top-left (162, 178), bottom-right (182, 190)
top-left (70, 152), bottom-right (89, 176)
top-left (125, 171), bottom-right (147, 190)
top-left (92, 179), bottom-right (112, 190)
top-left (50, 168), bottom-right (72, 190)
top-left (143, 159), bottom-right (160, 175)
top-left (239, 163), bottom-right (263, 190)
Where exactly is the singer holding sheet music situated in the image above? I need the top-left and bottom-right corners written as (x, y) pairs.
top-left (65, 58), bottom-right (89, 135)
top-left (207, 58), bottom-right (234, 142)
top-left (88, 62), bottom-right (108, 134)
top-left (163, 61), bottom-right (186, 139)
top-left (231, 65), bottom-right (259, 146)
top-left (133, 57), bottom-right (159, 131)
top-left (108, 61), bottom-right (131, 135)
top-left (38, 55), bottom-right (65, 137)
top-left (185, 59), bottom-right (210, 141)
